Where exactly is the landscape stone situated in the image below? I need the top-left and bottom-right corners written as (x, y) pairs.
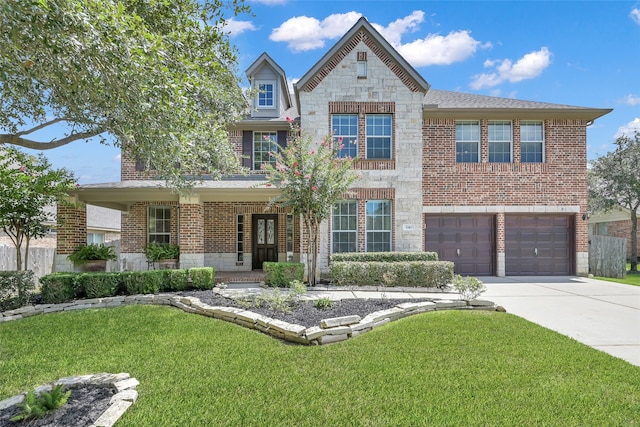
top-left (320, 315), bottom-right (361, 328)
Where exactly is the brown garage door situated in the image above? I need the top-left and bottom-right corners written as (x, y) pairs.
top-left (425, 215), bottom-right (495, 276)
top-left (505, 215), bottom-right (574, 275)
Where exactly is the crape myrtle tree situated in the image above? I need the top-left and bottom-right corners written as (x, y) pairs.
top-left (588, 132), bottom-right (640, 273)
top-left (0, 147), bottom-right (76, 270)
top-left (0, 0), bottom-right (249, 189)
top-left (263, 118), bottom-right (360, 286)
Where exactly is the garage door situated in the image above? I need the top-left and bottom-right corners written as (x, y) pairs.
top-left (425, 215), bottom-right (495, 276)
top-left (505, 215), bottom-right (574, 275)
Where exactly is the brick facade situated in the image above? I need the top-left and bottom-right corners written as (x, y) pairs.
top-left (601, 219), bottom-right (640, 260)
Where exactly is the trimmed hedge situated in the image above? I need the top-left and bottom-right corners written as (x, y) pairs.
top-left (35, 267), bottom-right (217, 305)
top-left (330, 252), bottom-right (439, 262)
top-left (329, 261), bottom-right (454, 288)
top-left (0, 271), bottom-right (35, 311)
top-left (264, 262), bottom-right (305, 287)
top-left (188, 267), bottom-right (216, 290)
top-left (40, 273), bottom-right (83, 304)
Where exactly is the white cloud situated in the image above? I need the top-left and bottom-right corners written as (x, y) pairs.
top-left (630, 7), bottom-right (640, 24)
top-left (470, 47), bottom-right (551, 89)
top-left (114, 154), bottom-right (121, 161)
top-left (287, 77), bottom-right (299, 94)
top-left (269, 12), bottom-right (362, 52)
top-left (398, 30), bottom-right (487, 67)
top-left (621, 94), bottom-right (640, 106)
top-left (372, 10), bottom-right (425, 46)
top-left (615, 118), bottom-right (640, 138)
top-left (222, 18), bottom-right (257, 36)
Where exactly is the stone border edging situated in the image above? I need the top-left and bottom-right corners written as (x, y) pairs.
top-left (1, 291), bottom-right (497, 345)
top-left (0, 373), bottom-right (139, 427)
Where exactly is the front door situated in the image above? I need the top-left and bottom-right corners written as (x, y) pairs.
top-left (252, 214), bottom-right (278, 270)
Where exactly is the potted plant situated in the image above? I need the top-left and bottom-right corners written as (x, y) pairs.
top-left (68, 244), bottom-right (117, 272)
top-left (143, 242), bottom-right (180, 269)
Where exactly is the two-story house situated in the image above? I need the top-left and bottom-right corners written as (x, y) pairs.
top-left (56, 17), bottom-right (611, 277)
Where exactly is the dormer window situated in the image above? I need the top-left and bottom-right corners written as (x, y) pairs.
top-left (257, 80), bottom-right (275, 108)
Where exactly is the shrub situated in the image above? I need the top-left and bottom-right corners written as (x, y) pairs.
top-left (0, 271), bottom-right (35, 311)
top-left (161, 269), bottom-right (188, 291)
top-left (39, 273), bottom-right (82, 304)
top-left (76, 273), bottom-right (120, 298)
top-left (143, 242), bottom-right (180, 262)
top-left (188, 267), bottom-right (215, 290)
top-left (330, 261), bottom-right (454, 288)
top-left (264, 262), bottom-right (304, 287)
top-left (121, 271), bottom-right (160, 295)
top-left (452, 275), bottom-right (487, 301)
top-left (314, 297), bottom-right (333, 310)
top-left (330, 252), bottom-right (438, 263)
top-left (67, 244), bottom-right (116, 265)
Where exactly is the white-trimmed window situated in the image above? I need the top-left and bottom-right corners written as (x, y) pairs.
top-left (148, 206), bottom-right (171, 244)
top-left (366, 114), bottom-right (392, 159)
top-left (253, 131), bottom-right (278, 170)
top-left (257, 81), bottom-right (275, 108)
top-left (332, 114), bottom-right (358, 158)
top-left (366, 200), bottom-right (391, 252)
top-left (489, 121), bottom-right (512, 163)
top-left (520, 121), bottom-right (544, 163)
top-left (332, 200), bottom-right (357, 253)
top-left (456, 121), bottom-right (480, 163)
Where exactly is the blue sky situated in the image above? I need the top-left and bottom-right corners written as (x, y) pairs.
top-left (30, 0), bottom-right (640, 184)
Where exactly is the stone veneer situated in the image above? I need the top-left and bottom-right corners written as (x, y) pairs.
top-left (1, 290), bottom-right (496, 345)
top-left (0, 373), bottom-right (138, 427)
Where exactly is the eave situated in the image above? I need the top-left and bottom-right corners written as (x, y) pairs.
top-left (422, 107), bottom-right (613, 122)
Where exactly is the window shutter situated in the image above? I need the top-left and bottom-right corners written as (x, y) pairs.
top-left (277, 131), bottom-right (288, 150)
top-left (242, 131), bottom-right (253, 168)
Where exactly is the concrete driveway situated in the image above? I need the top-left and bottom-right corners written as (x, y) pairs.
top-left (482, 276), bottom-right (640, 367)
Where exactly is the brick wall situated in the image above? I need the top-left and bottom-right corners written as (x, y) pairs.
top-left (56, 203), bottom-right (87, 254)
top-left (121, 202), bottom-right (179, 253)
top-left (605, 219), bottom-right (640, 259)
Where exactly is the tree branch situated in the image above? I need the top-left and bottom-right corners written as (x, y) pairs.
top-left (0, 128), bottom-right (105, 150)
top-left (14, 118), bottom-right (69, 137)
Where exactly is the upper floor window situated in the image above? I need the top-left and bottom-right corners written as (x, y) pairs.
top-left (253, 131), bottom-right (278, 170)
top-left (520, 121), bottom-right (544, 163)
top-left (357, 51), bottom-right (367, 78)
top-left (488, 121), bottom-right (512, 163)
top-left (456, 121), bottom-right (480, 163)
top-left (148, 206), bottom-right (171, 244)
top-left (257, 81), bottom-right (275, 108)
top-left (332, 114), bottom-right (358, 158)
top-left (366, 200), bottom-right (392, 252)
top-left (332, 200), bottom-right (357, 253)
top-left (366, 114), bottom-right (392, 159)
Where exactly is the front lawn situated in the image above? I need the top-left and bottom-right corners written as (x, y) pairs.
top-left (1, 306), bottom-right (639, 426)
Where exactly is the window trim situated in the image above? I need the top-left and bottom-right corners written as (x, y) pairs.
top-left (488, 120), bottom-right (513, 163)
top-left (252, 131), bottom-right (278, 170)
top-left (365, 200), bottom-right (392, 252)
top-left (148, 206), bottom-right (171, 244)
top-left (455, 120), bottom-right (480, 163)
top-left (331, 200), bottom-right (358, 254)
top-left (365, 114), bottom-right (393, 160)
top-left (256, 80), bottom-right (276, 109)
top-left (520, 120), bottom-right (545, 163)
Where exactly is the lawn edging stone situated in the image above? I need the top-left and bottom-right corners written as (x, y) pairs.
top-left (0, 292), bottom-right (497, 345)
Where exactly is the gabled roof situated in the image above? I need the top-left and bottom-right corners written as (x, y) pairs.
top-left (245, 52), bottom-right (292, 109)
top-left (294, 17), bottom-right (430, 97)
top-left (424, 89), bottom-right (612, 121)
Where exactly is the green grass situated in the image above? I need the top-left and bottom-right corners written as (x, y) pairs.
top-left (1, 306), bottom-right (639, 426)
top-left (596, 263), bottom-right (640, 286)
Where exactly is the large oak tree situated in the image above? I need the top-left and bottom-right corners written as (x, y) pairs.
top-left (1, 0), bottom-right (249, 188)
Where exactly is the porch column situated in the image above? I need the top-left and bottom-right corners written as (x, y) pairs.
top-left (179, 195), bottom-right (204, 269)
top-left (496, 211), bottom-right (505, 277)
top-left (55, 196), bottom-right (87, 272)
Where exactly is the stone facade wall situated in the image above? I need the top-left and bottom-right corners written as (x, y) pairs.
top-left (299, 37), bottom-right (425, 271)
